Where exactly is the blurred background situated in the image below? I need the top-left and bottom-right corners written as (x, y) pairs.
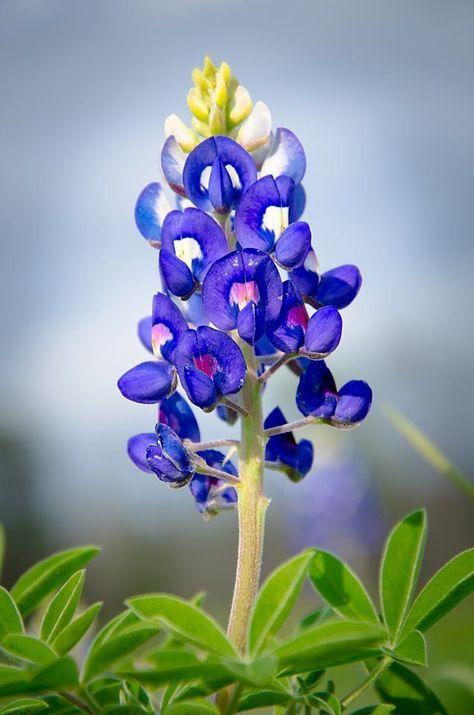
top-left (0, 0), bottom-right (473, 710)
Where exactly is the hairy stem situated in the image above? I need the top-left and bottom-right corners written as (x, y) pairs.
top-left (263, 415), bottom-right (328, 438)
top-left (340, 656), bottom-right (392, 710)
top-left (258, 352), bottom-right (296, 383)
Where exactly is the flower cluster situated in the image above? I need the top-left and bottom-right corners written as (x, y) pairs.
top-left (119, 57), bottom-right (372, 516)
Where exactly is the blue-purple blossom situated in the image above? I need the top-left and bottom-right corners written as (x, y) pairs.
top-left (265, 407), bottom-right (313, 482)
top-left (296, 361), bottom-right (372, 426)
top-left (291, 253), bottom-right (362, 310)
top-left (259, 127), bottom-right (306, 185)
top-left (117, 360), bottom-right (177, 404)
top-left (159, 391), bottom-right (201, 442)
top-left (189, 450), bottom-right (238, 517)
top-left (135, 182), bottom-right (172, 246)
top-left (128, 423), bottom-right (195, 487)
top-left (174, 326), bottom-right (246, 409)
top-left (151, 292), bottom-right (188, 362)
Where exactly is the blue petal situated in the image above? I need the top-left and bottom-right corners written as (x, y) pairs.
top-left (137, 316), bottom-right (153, 353)
top-left (333, 380), bottom-right (372, 425)
top-left (127, 432), bottom-right (156, 472)
top-left (289, 184), bottom-right (306, 222)
top-left (156, 423), bottom-right (193, 472)
top-left (260, 127), bottom-right (306, 185)
top-left (190, 449), bottom-right (238, 514)
top-left (302, 306), bottom-right (343, 359)
top-left (159, 248), bottom-right (196, 298)
top-left (289, 248), bottom-right (320, 296)
top-left (208, 157), bottom-right (235, 214)
top-left (135, 182), bottom-right (172, 245)
top-left (216, 403), bottom-right (240, 425)
top-left (267, 281), bottom-right (308, 354)
top-left (151, 292), bottom-right (188, 362)
top-left (183, 136), bottom-right (257, 212)
top-left (182, 364), bottom-right (218, 410)
top-left (236, 301), bottom-right (265, 345)
top-left (296, 361), bottom-right (338, 417)
top-left (235, 175), bottom-right (295, 252)
top-left (264, 407), bottom-right (314, 482)
top-left (159, 391), bottom-right (201, 442)
top-left (275, 221), bottom-right (312, 269)
top-left (161, 136), bottom-right (186, 196)
top-left (314, 264), bottom-right (362, 309)
top-left (118, 361), bottom-right (176, 404)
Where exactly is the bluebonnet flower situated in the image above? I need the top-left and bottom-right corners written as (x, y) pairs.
top-left (264, 408), bottom-right (313, 482)
top-left (128, 423), bottom-right (195, 487)
top-left (173, 326), bottom-right (246, 410)
top-left (296, 361), bottom-right (372, 426)
top-left (134, 182), bottom-right (173, 246)
top-left (189, 450), bottom-right (238, 517)
top-left (291, 251), bottom-right (362, 310)
top-left (117, 361), bottom-right (177, 404)
top-left (159, 391), bottom-right (201, 442)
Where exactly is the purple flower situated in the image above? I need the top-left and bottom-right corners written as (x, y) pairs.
top-left (128, 423), bottom-right (195, 487)
top-left (183, 136), bottom-right (257, 214)
top-left (189, 450), bottom-right (238, 517)
top-left (265, 408), bottom-right (313, 482)
top-left (267, 281), bottom-right (342, 359)
top-left (159, 208), bottom-right (228, 298)
top-left (117, 360), bottom-right (177, 404)
top-left (291, 256), bottom-right (362, 310)
top-left (296, 361), bottom-right (372, 426)
top-left (161, 135), bottom-right (187, 197)
top-left (151, 292), bottom-right (188, 362)
top-left (158, 391), bottom-right (201, 442)
top-left (202, 249), bottom-right (283, 344)
top-left (135, 182), bottom-right (172, 246)
top-left (174, 326), bottom-right (246, 410)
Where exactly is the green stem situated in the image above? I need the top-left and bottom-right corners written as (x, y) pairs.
top-left (340, 656), bottom-right (392, 710)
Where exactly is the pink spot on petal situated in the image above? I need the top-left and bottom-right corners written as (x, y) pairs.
top-left (194, 353), bottom-right (219, 377)
top-left (287, 305), bottom-right (309, 329)
top-left (152, 323), bottom-right (173, 351)
top-left (229, 281), bottom-right (260, 310)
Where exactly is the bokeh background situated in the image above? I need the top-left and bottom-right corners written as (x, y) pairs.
top-left (1, 0), bottom-right (473, 710)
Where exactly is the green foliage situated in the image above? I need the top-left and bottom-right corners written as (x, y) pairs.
top-left (0, 512), bottom-right (472, 713)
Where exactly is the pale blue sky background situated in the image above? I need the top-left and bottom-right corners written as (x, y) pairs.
top-left (0, 0), bottom-right (473, 602)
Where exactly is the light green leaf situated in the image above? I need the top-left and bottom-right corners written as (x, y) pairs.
top-left (298, 608), bottom-right (332, 632)
top-left (249, 550), bottom-right (314, 655)
top-left (82, 622), bottom-right (159, 682)
top-left (0, 525), bottom-right (5, 583)
top-left (308, 693), bottom-right (339, 715)
top-left (102, 707), bottom-right (146, 715)
top-left (0, 699), bottom-right (48, 714)
top-left (400, 548), bottom-right (474, 637)
top-left (51, 601), bottom-right (102, 656)
top-left (375, 661), bottom-right (448, 714)
top-left (0, 665), bottom-right (28, 697)
top-left (383, 630), bottom-right (427, 667)
top-left (165, 702), bottom-right (220, 714)
top-left (11, 546), bottom-right (100, 618)
top-left (127, 594), bottom-right (236, 657)
top-left (120, 651), bottom-right (230, 688)
top-left (40, 570), bottom-right (84, 643)
top-left (383, 403), bottom-right (474, 500)
top-left (272, 620), bottom-right (384, 672)
top-left (29, 656), bottom-right (79, 692)
top-left (223, 654), bottom-right (278, 687)
top-left (0, 587), bottom-right (24, 642)
top-left (236, 691), bottom-right (294, 711)
top-left (350, 706), bottom-right (395, 714)
top-left (379, 510), bottom-right (427, 641)
top-left (309, 550), bottom-right (379, 625)
top-left (1, 634), bottom-right (56, 666)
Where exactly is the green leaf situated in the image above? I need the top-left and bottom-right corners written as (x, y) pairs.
top-left (51, 601), bottom-right (102, 656)
top-left (375, 661), bottom-right (448, 714)
top-left (400, 548), bottom-right (474, 637)
top-left (223, 654), bottom-right (278, 687)
top-left (383, 630), bottom-right (427, 667)
top-left (102, 707), bottom-right (146, 715)
top-left (383, 403), bottom-right (474, 499)
top-left (1, 634), bottom-right (57, 666)
top-left (308, 693), bottom-right (339, 715)
top-left (41, 694), bottom-right (83, 714)
top-left (0, 587), bottom-right (24, 642)
top-left (309, 550), bottom-right (379, 625)
top-left (40, 570), bottom-right (85, 643)
top-left (120, 650), bottom-right (230, 688)
top-left (298, 608), bottom-right (332, 632)
top-left (350, 706), bottom-right (395, 714)
top-left (165, 701), bottom-right (220, 714)
top-left (127, 594), bottom-right (237, 657)
top-left (379, 510), bottom-right (427, 641)
top-left (249, 549), bottom-right (315, 654)
top-left (237, 690), bottom-right (294, 710)
top-left (272, 620), bottom-right (384, 672)
top-left (0, 524), bottom-right (5, 583)
top-left (82, 622), bottom-right (159, 682)
top-left (29, 657), bottom-right (79, 692)
top-left (0, 699), bottom-right (48, 714)
top-left (10, 546), bottom-right (100, 618)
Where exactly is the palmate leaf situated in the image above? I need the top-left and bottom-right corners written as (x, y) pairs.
top-left (10, 546), bottom-right (100, 618)
top-left (248, 549), bottom-right (315, 654)
top-left (308, 550), bottom-right (379, 625)
top-left (51, 601), bottom-right (103, 656)
top-left (375, 661), bottom-right (448, 714)
top-left (0, 699), bottom-right (48, 714)
top-left (379, 510), bottom-right (427, 642)
top-left (126, 594), bottom-right (237, 657)
top-left (40, 570), bottom-right (85, 643)
top-left (399, 548), bottom-right (474, 638)
top-left (0, 587), bottom-right (24, 642)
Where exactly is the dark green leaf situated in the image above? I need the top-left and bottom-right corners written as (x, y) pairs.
top-left (29, 657), bottom-right (79, 691)
top-left (350, 706), bottom-right (395, 714)
top-left (249, 549), bottom-right (315, 654)
top-left (51, 601), bottom-right (102, 656)
top-left (127, 594), bottom-right (236, 657)
top-left (82, 623), bottom-right (159, 681)
top-left (11, 547), bottom-right (100, 618)
top-left (0, 525), bottom-right (5, 583)
top-left (102, 707), bottom-right (146, 715)
top-left (400, 548), bottom-right (474, 637)
top-left (0, 587), bottom-right (24, 642)
top-left (0, 699), bottom-right (47, 714)
top-left (222, 654), bottom-right (278, 687)
top-left (309, 550), bottom-right (379, 625)
top-left (272, 620), bottom-right (384, 672)
top-left (298, 608), bottom-right (332, 632)
top-left (0, 666), bottom-right (28, 697)
top-left (40, 570), bottom-right (84, 643)
top-left (165, 701), bottom-right (220, 714)
top-left (41, 694), bottom-right (83, 714)
top-left (120, 651), bottom-right (230, 688)
top-left (383, 630), bottom-right (427, 667)
top-left (379, 510), bottom-right (427, 641)
top-left (308, 693), bottom-right (339, 715)
top-left (237, 690), bottom-right (294, 710)
top-left (375, 661), bottom-right (448, 714)
top-left (1, 634), bottom-right (56, 666)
